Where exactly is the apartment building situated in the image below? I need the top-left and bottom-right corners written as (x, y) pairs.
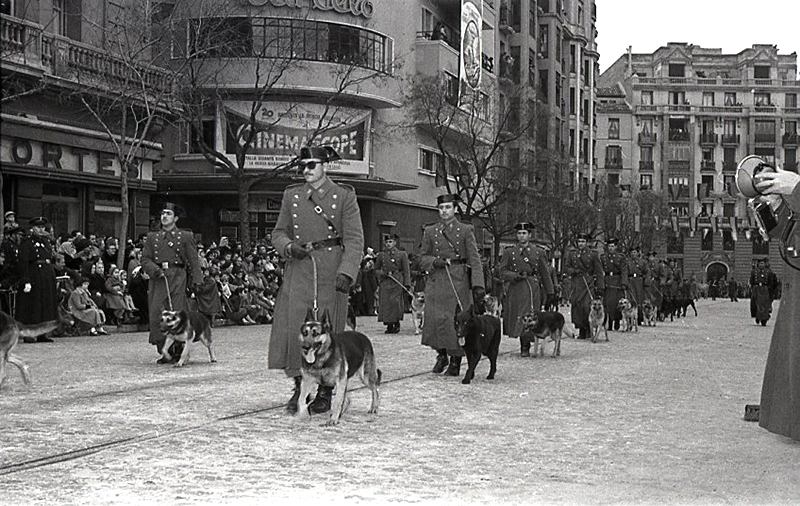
top-left (597, 43), bottom-right (799, 281)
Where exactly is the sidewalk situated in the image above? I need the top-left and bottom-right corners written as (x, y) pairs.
top-left (1, 299), bottom-right (797, 505)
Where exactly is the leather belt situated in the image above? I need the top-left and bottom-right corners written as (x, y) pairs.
top-left (161, 262), bottom-right (185, 269)
top-left (306, 237), bottom-right (343, 251)
top-left (606, 272), bottom-right (617, 276)
top-left (631, 273), bottom-right (639, 277)
top-left (35, 259), bottom-right (52, 264)
top-left (442, 258), bottom-right (468, 265)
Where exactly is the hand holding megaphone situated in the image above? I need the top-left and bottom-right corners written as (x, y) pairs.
top-left (754, 166), bottom-right (800, 198)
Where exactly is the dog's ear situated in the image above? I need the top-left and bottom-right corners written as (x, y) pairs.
top-left (321, 308), bottom-right (332, 333)
top-left (304, 308), bottom-right (316, 322)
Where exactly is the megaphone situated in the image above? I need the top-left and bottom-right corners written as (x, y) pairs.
top-left (735, 155), bottom-right (776, 198)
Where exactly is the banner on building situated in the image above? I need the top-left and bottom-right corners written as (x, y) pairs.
top-left (223, 101), bottom-right (371, 175)
top-left (459, 0), bottom-right (483, 105)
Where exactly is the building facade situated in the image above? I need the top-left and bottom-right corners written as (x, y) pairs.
top-left (596, 43), bottom-right (799, 281)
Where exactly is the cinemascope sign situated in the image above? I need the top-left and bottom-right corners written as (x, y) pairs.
top-left (242, 0), bottom-right (374, 19)
top-left (223, 101), bottom-right (372, 175)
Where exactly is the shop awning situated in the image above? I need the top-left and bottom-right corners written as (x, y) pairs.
top-left (155, 175), bottom-right (417, 195)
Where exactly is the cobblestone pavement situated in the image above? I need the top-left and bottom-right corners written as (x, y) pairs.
top-left (1, 299), bottom-right (798, 505)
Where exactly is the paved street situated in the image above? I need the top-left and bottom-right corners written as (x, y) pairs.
top-left (1, 299), bottom-right (798, 505)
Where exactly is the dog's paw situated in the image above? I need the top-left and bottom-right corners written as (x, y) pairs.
top-left (173, 363), bottom-right (184, 368)
top-left (486, 374), bottom-right (495, 380)
top-left (210, 358), bottom-right (218, 363)
top-left (323, 418), bottom-right (340, 427)
top-left (461, 378), bottom-right (471, 385)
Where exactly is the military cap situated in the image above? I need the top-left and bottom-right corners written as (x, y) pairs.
top-left (577, 233), bottom-right (591, 241)
top-left (4, 210), bottom-right (15, 219)
top-left (161, 202), bottom-right (185, 217)
top-left (384, 233), bottom-right (399, 241)
top-left (298, 146), bottom-right (341, 166)
top-left (436, 194), bottom-right (461, 205)
top-left (606, 237), bottom-right (618, 245)
top-left (29, 216), bottom-right (48, 226)
top-left (514, 222), bottom-right (534, 231)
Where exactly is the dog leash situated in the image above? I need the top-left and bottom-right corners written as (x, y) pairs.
top-left (163, 276), bottom-right (173, 311)
top-left (386, 273), bottom-right (415, 297)
top-left (581, 275), bottom-right (596, 300)
top-left (524, 277), bottom-right (536, 311)
top-left (310, 254), bottom-right (319, 320)
top-left (444, 263), bottom-right (464, 311)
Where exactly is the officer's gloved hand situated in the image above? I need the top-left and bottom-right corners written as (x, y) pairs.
top-left (514, 273), bottom-right (525, 281)
top-left (432, 258), bottom-right (447, 269)
top-left (335, 273), bottom-right (352, 293)
top-left (154, 269), bottom-right (165, 279)
top-left (287, 242), bottom-right (309, 260)
top-left (23, 283), bottom-right (32, 293)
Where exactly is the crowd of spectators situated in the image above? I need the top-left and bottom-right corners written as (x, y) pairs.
top-left (0, 215), bottom-right (286, 334)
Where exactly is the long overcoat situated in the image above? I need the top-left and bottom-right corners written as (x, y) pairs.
top-left (601, 251), bottom-right (629, 320)
top-left (269, 179), bottom-right (363, 373)
top-left (647, 258), bottom-right (664, 308)
top-left (16, 232), bottom-right (58, 324)
top-left (140, 227), bottom-right (203, 348)
top-left (375, 247), bottom-right (410, 323)
top-left (563, 247), bottom-right (604, 330)
top-left (418, 219), bottom-right (484, 356)
top-left (759, 184), bottom-right (800, 440)
top-left (750, 267), bottom-right (772, 322)
top-left (498, 243), bottom-right (553, 337)
top-left (68, 287), bottom-right (106, 326)
top-left (626, 255), bottom-right (649, 307)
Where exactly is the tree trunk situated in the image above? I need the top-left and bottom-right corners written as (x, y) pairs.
top-left (116, 162), bottom-right (131, 270)
top-left (237, 177), bottom-right (252, 249)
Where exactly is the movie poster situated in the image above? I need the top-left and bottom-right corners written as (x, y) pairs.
top-left (223, 101), bottom-right (372, 175)
top-left (459, 0), bottom-right (483, 105)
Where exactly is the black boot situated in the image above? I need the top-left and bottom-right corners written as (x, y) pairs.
top-left (432, 349), bottom-right (448, 373)
top-left (286, 376), bottom-right (303, 414)
top-left (392, 322), bottom-right (401, 333)
top-left (444, 356), bottom-right (462, 376)
top-left (520, 343), bottom-right (530, 358)
top-left (308, 386), bottom-right (334, 414)
top-left (384, 324), bottom-right (393, 334)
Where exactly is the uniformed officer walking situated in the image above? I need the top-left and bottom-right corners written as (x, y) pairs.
top-left (601, 237), bottom-right (629, 331)
top-left (646, 251), bottom-right (664, 310)
top-left (498, 222), bottom-right (554, 356)
top-left (16, 217), bottom-right (58, 342)
top-left (750, 259), bottom-right (773, 325)
top-left (269, 146), bottom-right (364, 414)
top-left (375, 234), bottom-right (410, 334)
top-left (140, 203), bottom-right (203, 362)
top-left (563, 233), bottom-right (605, 340)
top-left (626, 247), bottom-right (649, 323)
top-left (418, 194), bottom-right (485, 377)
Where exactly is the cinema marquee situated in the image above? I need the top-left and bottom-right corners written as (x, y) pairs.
top-left (243, 0), bottom-right (375, 19)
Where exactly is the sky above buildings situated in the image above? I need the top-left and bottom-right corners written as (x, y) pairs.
top-left (596, 0), bottom-right (800, 76)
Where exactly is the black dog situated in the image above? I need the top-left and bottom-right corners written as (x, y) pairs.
top-left (674, 297), bottom-right (698, 317)
top-left (453, 304), bottom-right (501, 385)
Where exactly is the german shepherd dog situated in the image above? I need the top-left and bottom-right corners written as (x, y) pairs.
top-left (453, 304), bottom-right (501, 385)
top-left (521, 311), bottom-right (573, 358)
top-left (1, 309), bottom-right (73, 389)
top-left (618, 298), bottom-right (638, 333)
top-left (641, 299), bottom-right (657, 327)
top-left (297, 309), bottom-right (381, 426)
top-left (483, 294), bottom-right (502, 319)
top-left (589, 298), bottom-right (608, 343)
top-left (410, 292), bottom-right (425, 335)
top-left (158, 310), bottom-right (216, 367)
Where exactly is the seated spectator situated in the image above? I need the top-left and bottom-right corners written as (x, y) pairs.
top-left (104, 265), bottom-right (131, 325)
top-left (68, 277), bottom-right (108, 336)
top-left (227, 286), bottom-right (256, 325)
top-left (101, 239), bottom-right (119, 269)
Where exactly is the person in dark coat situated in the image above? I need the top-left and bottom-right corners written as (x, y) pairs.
top-left (140, 202), bottom-right (203, 363)
top-left (753, 164), bottom-right (800, 440)
top-left (601, 237), bottom-right (629, 330)
top-left (375, 234), bottom-right (410, 334)
top-left (418, 194), bottom-right (485, 378)
top-left (728, 275), bottom-right (739, 302)
top-left (626, 247), bottom-right (649, 323)
top-left (646, 251), bottom-right (664, 309)
top-left (750, 259), bottom-right (772, 325)
top-left (356, 255), bottom-right (379, 316)
top-left (268, 146), bottom-right (364, 414)
top-left (16, 217), bottom-right (58, 342)
top-left (498, 222), bottom-right (553, 355)
top-left (563, 233), bottom-right (605, 340)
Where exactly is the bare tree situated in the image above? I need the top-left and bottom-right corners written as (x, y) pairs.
top-left (168, 7), bottom-right (396, 247)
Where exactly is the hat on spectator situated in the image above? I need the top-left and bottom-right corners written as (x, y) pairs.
top-left (298, 146), bottom-right (341, 166)
top-left (514, 222), bottom-right (534, 231)
top-left (29, 216), bottom-right (48, 226)
top-left (436, 194), bottom-right (460, 205)
top-left (162, 202), bottom-right (185, 217)
top-left (4, 211), bottom-right (15, 219)
top-left (577, 233), bottom-right (591, 241)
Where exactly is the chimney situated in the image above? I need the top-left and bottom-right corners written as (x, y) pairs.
top-left (627, 46), bottom-right (633, 74)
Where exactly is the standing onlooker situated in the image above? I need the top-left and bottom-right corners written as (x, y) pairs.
top-left (750, 259), bottom-right (772, 325)
top-left (563, 234), bottom-right (605, 340)
top-left (375, 234), bottom-right (410, 334)
top-left (269, 146), bottom-right (364, 414)
top-left (753, 164), bottom-right (800, 441)
top-left (417, 194), bottom-right (485, 377)
top-left (728, 275), bottom-right (739, 302)
top-left (3, 210), bottom-right (18, 233)
top-left (140, 202), bottom-right (203, 363)
top-left (16, 217), bottom-right (58, 342)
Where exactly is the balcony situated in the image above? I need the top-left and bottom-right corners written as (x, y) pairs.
top-left (721, 134), bottom-right (739, 145)
top-left (639, 160), bottom-right (654, 171)
top-left (669, 130), bottom-right (690, 142)
top-left (783, 132), bottom-right (799, 145)
top-left (700, 160), bottom-right (717, 171)
top-left (754, 105), bottom-right (778, 114)
top-left (699, 133), bottom-right (718, 146)
top-left (638, 132), bottom-right (657, 144)
top-left (668, 160), bottom-right (690, 171)
top-left (754, 133), bottom-right (776, 144)
top-left (605, 158), bottom-right (623, 170)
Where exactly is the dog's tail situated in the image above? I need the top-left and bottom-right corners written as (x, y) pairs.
top-left (19, 320), bottom-right (61, 338)
top-left (563, 326), bottom-right (576, 339)
top-left (376, 369), bottom-right (382, 386)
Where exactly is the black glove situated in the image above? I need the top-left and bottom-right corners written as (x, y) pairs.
top-left (432, 258), bottom-right (447, 269)
top-left (514, 273), bottom-right (525, 281)
top-left (154, 269), bottom-right (165, 279)
top-left (335, 273), bottom-right (352, 293)
top-left (547, 293), bottom-right (558, 307)
top-left (287, 242), bottom-right (309, 260)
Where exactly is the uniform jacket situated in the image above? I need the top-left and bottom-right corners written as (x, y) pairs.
top-left (269, 178), bottom-right (364, 372)
top-left (418, 219), bottom-right (484, 353)
top-left (600, 251), bottom-right (629, 290)
top-left (375, 247), bottom-right (410, 323)
top-left (16, 232), bottom-right (58, 324)
top-left (563, 247), bottom-right (604, 329)
top-left (498, 243), bottom-right (554, 337)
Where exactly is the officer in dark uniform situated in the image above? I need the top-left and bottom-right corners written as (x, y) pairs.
top-left (627, 247), bottom-right (648, 323)
top-left (375, 233), bottom-right (411, 334)
top-left (498, 222), bottom-right (554, 356)
top-left (646, 251), bottom-right (664, 310)
top-left (140, 202), bottom-right (203, 362)
top-left (750, 259), bottom-right (772, 326)
top-left (16, 217), bottom-right (58, 342)
top-left (600, 238), bottom-right (628, 330)
top-left (563, 233), bottom-right (605, 340)
top-left (418, 194), bottom-right (485, 377)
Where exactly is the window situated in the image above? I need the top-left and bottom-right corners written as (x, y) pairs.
top-left (787, 93), bottom-right (798, 108)
top-left (701, 174), bottom-right (714, 195)
top-left (605, 146), bottom-right (621, 166)
top-left (555, 27), bottom-right (561, 61)
top-left (640, 146), bottom-right (653, 162)
top-left (669, 91), bottom-right (686, 105)
top-left (701, 148), bottom-right (714, 163)
top-left (53, 0), bottom-right (67, 35)
top-left (722, 231), bottom-right (734, 251)
top-left (668, 63), bottom-right (685, 77)
top-left (608, 118), bottom-right (619, 139)
top-left (607, 173), bottom-right (619, 187)
top-left (570, 45), bottom-right (576, 73)
top-left (723, 120), bottom-right (736, 136)
top-left (752, 236), bottom-right (769, 255)
top-left (724, 92), bottom-right (737, 106)
top-left (754, 65), bottom-right (770, 79)
top-left (640, 118), bottom-right (653, 136)
top-left (640, 174), bottom-right (652, 189)
top-left (700, 202), bottom-right (713, 216)
top-left (702, 92), bottom-right (714, 106)
top-left (701, 228), bottom-right (713, 251)
top-left (701, 119), bottom-right (714, 135)
top-left (184, 119), bottom-right (216, 154)
top-left (754, 92), bottom-right (771, 106)
top-left (443, 72), bottom-right (459, 106)
top-left (529, 0), bottom-right (536, 36)
top-left (668, 231), bottom-right (685, 254)
top-left (538, 69), bottom-right (549, 103)
top-left (538, 25), bottom-right (548, 56)
top-left (641, 91), bottom-right (653, 105)
top-left (419, 147), bottom-right (445, 175)
top-left (569, 87), bottom-right (575, 114)
top-left (723, 203), bottom-right (735, 218)
top-left (755, 120), bottom-right (776, 142)
top-left (1, 0), bottom-right (13, 15)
